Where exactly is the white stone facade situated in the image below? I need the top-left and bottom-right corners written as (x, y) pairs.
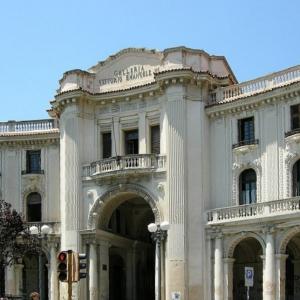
top-left (1, 47), bottom-right (300, 300)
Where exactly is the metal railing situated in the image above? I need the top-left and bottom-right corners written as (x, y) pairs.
top-left (232, 139), bottom-right (259, 149)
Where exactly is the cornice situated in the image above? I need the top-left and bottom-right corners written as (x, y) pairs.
top-left (51, 68), bottom-right (231, 117)
top-left (206, 82), bottom-right (300, 119)
top-left (0, 136), bottom-right (59, 148)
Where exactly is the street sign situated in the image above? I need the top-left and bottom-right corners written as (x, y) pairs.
top-left (245, 267), bottom-right (254, 287)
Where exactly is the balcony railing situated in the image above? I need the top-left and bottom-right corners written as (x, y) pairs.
top-left (232, 139), bottom-right (259, 149)
top-left (0, 119), bottom-right (58, 133)
top-left (25, 221), bottom-right (61, 235)
top-left (210, 65), bottom-right (300, 104)
top-left (207, 197), bottom-right (300, 224)
top-left (285, 128), bottom-right (300, 138)
top-left (83, 154), bottom-right (166, 178)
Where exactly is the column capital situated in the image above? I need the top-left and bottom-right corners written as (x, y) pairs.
top-left (275, 254), bottom-right (288, 261)
top-left (223, 258), bottom-right (235, 264)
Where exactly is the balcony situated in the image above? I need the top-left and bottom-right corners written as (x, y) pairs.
top-left (0, 119), bottom-right (59, 134)
top-left (210, 65), bottom-right (300, 104)
top-left (25, 221), bottom-right (61, 235)
top-left (206, 197), bottom-right (300, 225)
top-left (83, 154), bottom-right (166, 180)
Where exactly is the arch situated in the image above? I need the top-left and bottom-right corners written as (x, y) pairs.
top-left (26, 192), bottom-right (42, 222)
top-left (226, 231), bottom-right (265, 258)
top-left (278, 226), bottom-right (300, 254)
top-left (232, 160), bottom-right (261, 205)
top-left (284, 152), bottom-right (300, 197)
top-left (87, 183), bottom-right (162, 229)
top-left (239, 168), bottom-right (257, 205)
top-left (292, 159), bottom-right (300, 196)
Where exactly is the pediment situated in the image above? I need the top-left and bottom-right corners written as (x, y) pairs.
top-left (57, 47), bottom-right (236, 95)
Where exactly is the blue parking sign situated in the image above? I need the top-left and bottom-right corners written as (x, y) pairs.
top-left (245, 267), bottom-right (254, 287)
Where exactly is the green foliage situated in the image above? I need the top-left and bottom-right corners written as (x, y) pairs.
top-left (0, 199), bottom-right (40, 267)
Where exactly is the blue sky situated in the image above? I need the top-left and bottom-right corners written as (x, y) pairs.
top-left (0, 0), bottom-right (299, 121)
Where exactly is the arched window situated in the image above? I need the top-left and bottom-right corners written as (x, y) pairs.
top-left (239, 169), bottom-right (257, 205)
top-left (27, 192), bottom-right (41, 222)
top-left (292, 160), bottom-right (300, 196)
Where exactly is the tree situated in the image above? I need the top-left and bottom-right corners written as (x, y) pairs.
top-left (0, 199), bottom-right (40, 296)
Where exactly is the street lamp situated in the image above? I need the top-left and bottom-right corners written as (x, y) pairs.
top-left (30, 224), bottom-right (51, 300)
top-left (147, 221), bottom-right (170, 300)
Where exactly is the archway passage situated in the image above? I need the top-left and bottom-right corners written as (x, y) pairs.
top-left (23, 252), bottom-right (48, 300)
top-left (286, 232), bottom-right (300, 299)
top-left (233, 237), bottom-right (263, 300)
top-left (101, 195), bottom-right (155, 300)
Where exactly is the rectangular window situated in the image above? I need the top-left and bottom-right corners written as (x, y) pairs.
top-left (151, 125), bottom-right (160, 154)
top-left (291, 104), bottom-right (300, 130)
top-left (238, 117), bottom-right (254, 142)
top-left (26, 150), bottom-right (41, 173)
top-left (125, 130), bottom-right (139, 155)
top-left (102, 132), bottom-right (112, 159)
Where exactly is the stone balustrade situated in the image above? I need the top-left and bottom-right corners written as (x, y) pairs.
top-left (0, 119), bottom-right (58, 133)
top-left (210, 65), bottom-right (300, 104)
top-left (83, 154), bottom-right (166, 178)
top-left (25, 221), bottom-right (61, 235)
top-left (207, 197), bottom-right (300, 224)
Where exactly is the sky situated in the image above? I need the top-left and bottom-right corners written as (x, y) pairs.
top-left (0, 0), bottom-right (299, 121)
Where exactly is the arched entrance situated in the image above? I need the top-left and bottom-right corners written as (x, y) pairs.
top-left (285, 232), bottom-right (300, 299)
top-left (98, 193), bottom-right (156, 300)
top-left (233, 237), bottom-right (263, 300)
top-left (23, 251), bottom-right (48, 299)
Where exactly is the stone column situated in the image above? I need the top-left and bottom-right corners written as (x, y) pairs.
top-left (204, 237), bottom-right (212, 300)
top-left (264, 232), bottom-right (276, 300)
top-left (214, 235), bottom-right (224, 300)
top-left (49, 244), bottom-right (58, 300)
top-left (138, 112), bottom-right (147, 154)
top-left (112, 116), bottom-right (121, 156)
top-left (5, 264), bottom-right (15, 296)
top-left (99, 241), bottom-right (110, 300)
top-left (165, 85), bottom-right (187, 299)
top-left (89, 243), bottom-right (98, 300)
top-left (224, 258), bottom-right (235, 300)
top-left (14, 263), bottom-right (24, 297)
top-left (275, 254), bottom-right (288, 300)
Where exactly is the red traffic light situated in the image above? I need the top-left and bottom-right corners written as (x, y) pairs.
top-left (58, 252), bottom-right (67, 261)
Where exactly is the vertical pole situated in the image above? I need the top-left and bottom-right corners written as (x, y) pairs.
top-left (39, 252), bottom-right (43, 299)
top-left (247, 286), bottom-right (250, 300)
top-left (67, 252), bottom-right (72, 300)
top-left (157, 239), bottom-right (161, 300)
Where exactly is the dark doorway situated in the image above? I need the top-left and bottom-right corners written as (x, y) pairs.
top-left (109, 253), bottom-right (126, 300)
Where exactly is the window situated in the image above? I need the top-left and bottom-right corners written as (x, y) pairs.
top-left (238, 117), bottom-right (255, 143)
top-left (26, 150), bottom-right (41, 173)
top-left (125, 130), bottom-right (139, 155)
top-left (102, 132), bottom-right (112, 159)
top-left (239, 169), bottom-right (257, 205)
top-left (292, 160), bottom-right (300, 196)
top-left (150, 125), bottom-right (160, 154)
top-left (291, 104), bottom-right (300, 130)
top-left (27, 192), bottom-right (41, 222)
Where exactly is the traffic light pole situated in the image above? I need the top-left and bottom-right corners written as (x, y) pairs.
top-left (67, 250), bottom-right (72, 300)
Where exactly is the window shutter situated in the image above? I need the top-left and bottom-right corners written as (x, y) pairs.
top-left (151, 125), bottom-right (160, 154)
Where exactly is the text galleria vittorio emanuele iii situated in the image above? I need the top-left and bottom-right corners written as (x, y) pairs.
top-left (1, 46), bottom-right (300, 300)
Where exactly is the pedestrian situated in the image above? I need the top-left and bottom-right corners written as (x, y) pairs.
top-left (29, 292), bottom-right (40, 300)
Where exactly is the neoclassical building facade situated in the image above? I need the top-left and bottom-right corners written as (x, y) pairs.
top-left (1, 47), bottom-right (300, 300)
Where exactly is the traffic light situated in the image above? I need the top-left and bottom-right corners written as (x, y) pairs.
top-left (73, 253), bottom-right (87, 281)
top-left (57, 251), bottom-right (69, 282)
